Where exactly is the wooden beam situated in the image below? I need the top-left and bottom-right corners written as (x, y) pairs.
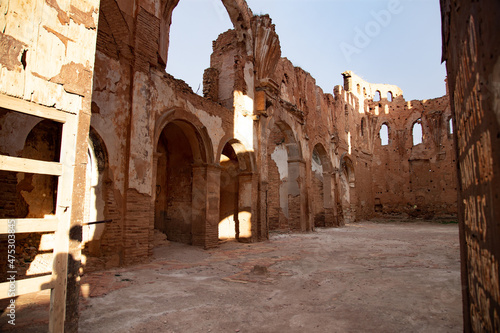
top-left (0, 275), bottom-right (54, 299)
top-left (0, 217), bottom-right (58, 234)
top-left (50, 116), bottom-right (77, 332)
top-left (0, 155), bottom-right (62, 176)
top-left (0, 94), bottom-right (67, 123)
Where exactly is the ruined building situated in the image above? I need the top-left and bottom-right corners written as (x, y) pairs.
top-left (2, 0), bottom-right (494, 331)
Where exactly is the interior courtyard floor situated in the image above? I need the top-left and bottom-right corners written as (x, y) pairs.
top-left (1, 219), bottom-right (462, 332)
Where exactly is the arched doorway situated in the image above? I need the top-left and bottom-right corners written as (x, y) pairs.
top-left (19, 119), bottom-right (62, 218)
top-left (83, 128), bottom-right (108, 255)
top-left (219, 142), bottom-right (239, 240)
top-left (339, 155), bottom-right (356, 224)
top-left (154, 120), bottom-right (208, 245)
top-left (311, 143), bottom-right (335, 228)
top-left (266, 120), bottom-right (306, 231)
top-left (218, 140), bottom-right (255, 242)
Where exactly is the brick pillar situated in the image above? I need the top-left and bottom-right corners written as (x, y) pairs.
top-left (192, 164), bottom-right (221, 248)
top-left (288, 159), bottom-right (307, 231)
top-left (259, 181), bottom-right (269, 240)
top-left (206, 165), bottom-right (221, 248)
top-left (149, 153), bottom-right (161, 256)
top-left (238, 172), bottom-right (257, 242)
top-left (123, 189), bottom-right (152, 265)
top-left (323, 171), bottom-right (336, 227)
top-left (333, 169), bottom-right (344, 226)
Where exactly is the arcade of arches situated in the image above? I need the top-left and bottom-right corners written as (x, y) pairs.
top-left (0, 0), bottom-right (457, 273)
top-left (3, 0), bottom-right (500, 330)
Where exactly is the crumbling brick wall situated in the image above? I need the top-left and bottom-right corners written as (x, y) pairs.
top-left (338, 72), bottom-right (457, 220)
top-left (441, 0), bottom-right (500, 330)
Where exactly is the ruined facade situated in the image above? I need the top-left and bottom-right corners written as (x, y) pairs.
top-left (0, 0), bottom-right (464, 329)
top-left (83, 1), bottom-right (457, 269)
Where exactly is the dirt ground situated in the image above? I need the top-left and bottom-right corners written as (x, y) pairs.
top-left (1, 219), bottom-right (463, 332)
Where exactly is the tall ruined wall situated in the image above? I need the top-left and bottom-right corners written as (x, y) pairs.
top-left (338, 72), bottom-right (457, 219)
top-left (2, 0), bottom-right (459, 274)
top-left (441, 0), bottom-right (500, 331)
top-left (370, 95), bottom-right (457, 218)
top-left (86, 0), bottom-right (258, 268)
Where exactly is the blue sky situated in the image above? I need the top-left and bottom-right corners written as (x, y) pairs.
top-left (166, 0), bottom-right (446, 101)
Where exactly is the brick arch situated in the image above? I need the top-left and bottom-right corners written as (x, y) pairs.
top-left (339, 153), bottom-right (356, 223)
top-left (266, 117), bottom-right (307, 231)
top-left (83, 127), bottom-right (110, 253)
top-left (311, 142), bottom-right (333, 174)
top-left (154, 112), bottom-right (217, 246)
top-left (159, 0), bottom-right (253, 66)
top-left (376, 119), bottom-right (393, 145)
top-left (154, 108), bottom-right (214, 164)
top-left (340, 153), bottom-right (355, 184)
top-left (88, 127), bottom-right (109, 172)
top-left (310, 142), bottom-right (335, 228)
top-left (216, 136), bottom-right (256, 173)
top-left (268, 117), bottom-right (302, 161)
top-left (218, 138), bottom-right (258, 242)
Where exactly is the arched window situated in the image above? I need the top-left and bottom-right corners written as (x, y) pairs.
top-left (380, 123), bottom-right (389, 146)
top-left (387, 91), bottom-right (393, 102)
top-left (357, 84), bottom-right (361, 94)
top-left (412, 120), bottom-right (423, 145)
top-left (448, 118), bottom-right (454, 134)
top-left (361, 118), bottom-right (365, 136)
top-left (374, 90), bottom-right (381, 102)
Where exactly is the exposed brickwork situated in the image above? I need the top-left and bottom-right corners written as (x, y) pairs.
top-left (311, 174), bottom-right (325, 227)
top-left (203, 67), bottom-right (220, 101)
top-left (288, 195), bottom-right (302, 231)
top-left (369, 95), bottom-right (457, 218)
top-left (134, 8), bottom-right (160, 73)
top-left (98, 184), bottom-right (123, 259)
top-left (123, 189), bottom-right (153, 265)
